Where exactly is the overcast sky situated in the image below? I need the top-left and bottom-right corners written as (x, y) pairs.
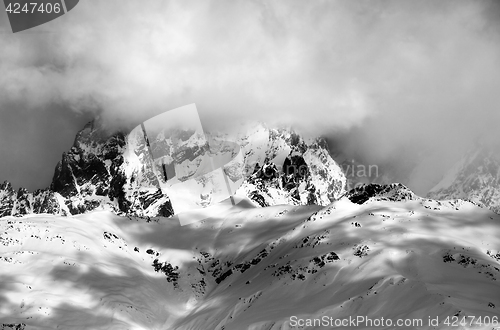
top-left (1, 0), bottom-right (500, 192)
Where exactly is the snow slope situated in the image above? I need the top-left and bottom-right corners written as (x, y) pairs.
top-left (1, 188), bottom-right (500, 330)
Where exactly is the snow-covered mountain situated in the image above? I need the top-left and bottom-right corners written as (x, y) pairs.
top-left (1, 185), bottom-right (500, 330)
top-left (235, 126), bottom-right (346, 207)
top-left (3, 120), bottom-right (500, 329)
top-left (0, 121), bottom-right (346, 218)
top-left (428, 145), bottom-right (500, 213)
top-left (0, 182), bottom-right (69, 218)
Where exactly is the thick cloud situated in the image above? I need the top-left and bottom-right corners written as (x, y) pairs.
top-left (1, 0), bottom-right (499, 191)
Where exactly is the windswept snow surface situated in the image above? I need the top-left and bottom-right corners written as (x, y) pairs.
top-left (1, 196), bottom-right (500, 329)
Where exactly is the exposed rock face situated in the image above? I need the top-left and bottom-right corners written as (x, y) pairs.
top-left (0, 182), bottom-right (15, 217)
top-left (1, 323), bottom-right (26, 330)
top-left (237, 127), bottom-right (346, 207)
top-left (346, 183), bottom-right (417, 204)
top-left (428, 146), bottom-right (500, 213)
top-left (1, 121), bottom-right (346, 218)
top-left (0, 181), bottom-right (68, 217)
top-left (49, 121), bottom-right (174, 217)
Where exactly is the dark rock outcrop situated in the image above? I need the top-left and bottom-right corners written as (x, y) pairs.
top-left (0, 181), bottom-right (68, 217)
top-left (346, 183), bottom-right (417, 204)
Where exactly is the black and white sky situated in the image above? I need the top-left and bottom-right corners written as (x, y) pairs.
top-left (1, 0), bottom-right (500, 193)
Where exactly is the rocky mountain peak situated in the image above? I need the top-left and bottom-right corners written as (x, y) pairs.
top-left (1, 121), bottom-right (347, 219)
top-left (346, 183), bottom-right (417, 204)
top-left (428, 144), bottom-right (500, 213)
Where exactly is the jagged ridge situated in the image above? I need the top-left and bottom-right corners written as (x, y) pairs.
top-left (346, 183), bottom-right (417, 204)
top-left (0, 121), bottom-right (346, 218)
top-left (428, 146), bottom-right (500, 214)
